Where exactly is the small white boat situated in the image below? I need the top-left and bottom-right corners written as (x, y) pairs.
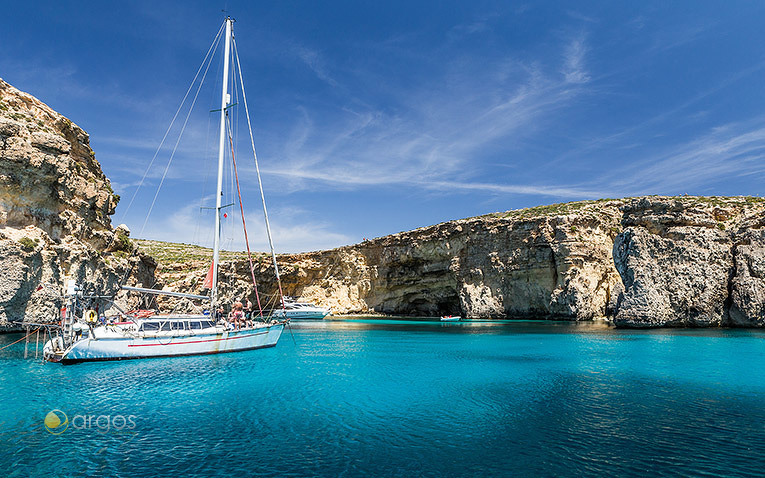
top-left (272, 299), bottom-right (331, 319)
top-left (440, 315), bottom-right (462, 322)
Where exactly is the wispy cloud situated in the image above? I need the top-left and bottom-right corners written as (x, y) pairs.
top-left (562, 35), bottom-right (590, 84)
top-left (548, 60), bottom-right (765, 170)
top-left (447, 17), bottom-right (494, 41)
top-left (423, 180), bottom-right (607, 198)
top-left (0, 57), bottom-right (164, 117)
top-left (139, 203), bottom-right (351, 253)
top-left (99, 118), bottom-right (221, 191)
top-left (257, 35), bottom-right (593, 198)
top-left (648, 22), bottom-right (714, 54)
top-left (600, 118), bottom-right (765, 194)
top-left (293, 46), bottom-right (338, 87)
top-left (566, 11), bottom-right (598, 24)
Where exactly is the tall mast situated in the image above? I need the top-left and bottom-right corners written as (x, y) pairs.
top-left (211, 17), bottom-right (233, 307)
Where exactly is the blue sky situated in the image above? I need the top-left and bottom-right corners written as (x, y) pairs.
top-left (3, 1), bottom-right (765, 252)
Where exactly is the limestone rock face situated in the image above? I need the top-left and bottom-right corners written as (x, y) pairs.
top-left (0, 79), bottom-right (155, 330)
top-left (0, 79), bottom-right (118, 247)
top-left (613, 227), bottom-right (732, 327)
top-left (728, 216), bottom-right (765, 326)
top-left (146, 200), bottom-right (626, 321)
top-left (151, 197), bottom-right (765, 328)
top-left (612, 197), bottom-right (765, 327)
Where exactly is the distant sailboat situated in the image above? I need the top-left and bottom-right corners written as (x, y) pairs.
top-left (44, 17), bottom-right (288, 363)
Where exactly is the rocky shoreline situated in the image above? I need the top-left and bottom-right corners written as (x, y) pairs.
top-left (2, 78), bottom-right (764, 329)
top-left (143, 196), bottom-right (765, 328)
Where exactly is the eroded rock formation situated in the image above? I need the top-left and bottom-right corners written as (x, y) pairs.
top-left (0, 79), bottom-right (156, 330)
top-left (148, 197), bottom-right (765, 327)
top-left (612, 197), bottom-right (764, 327)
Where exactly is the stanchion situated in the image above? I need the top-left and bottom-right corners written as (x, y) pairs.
top-left (24, 326), bottom-right (29, 359)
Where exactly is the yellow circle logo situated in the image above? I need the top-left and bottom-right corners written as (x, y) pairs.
top-left (44, 409), bottom-right (68, 435)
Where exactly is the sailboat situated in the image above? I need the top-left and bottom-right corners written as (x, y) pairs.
top-left (43, 17), bottom-right (288, 364)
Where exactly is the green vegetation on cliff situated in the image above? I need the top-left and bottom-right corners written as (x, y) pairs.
top-left (484, 195), bottom-right (764, 220)
top-left (134, 239), bottom-right (269, 264)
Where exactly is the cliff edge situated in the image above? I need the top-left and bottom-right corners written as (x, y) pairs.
top-left (0, 79), bottom-right (155, 330)
top-left (144, 196), bottom-right (765, 328)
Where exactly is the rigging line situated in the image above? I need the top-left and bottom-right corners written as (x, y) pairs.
top-left (196, 26), bottom-right (227, 247)
top-left (140, 31), bottom-right (221, 237)
top-left (193, 106), bottom-right (216, 245)
top-left (232, 37), bottom-right (286, 312)
top-left (120, 21), bottom-right (225, 224)
top-left (226, 112), bottom-right (264, 319)
top-left (286, 320), bottom-right (297, 345)
top-left (226, 48), bottom-right (234, 233)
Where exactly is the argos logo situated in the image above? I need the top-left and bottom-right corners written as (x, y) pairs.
top-left (44, 410), bottom-right (137, 434)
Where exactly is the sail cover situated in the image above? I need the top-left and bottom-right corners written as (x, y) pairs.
top-left (202, 261), bottom-right (214, 289)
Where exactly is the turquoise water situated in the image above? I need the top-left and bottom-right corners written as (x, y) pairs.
top-left (1, 319), bottom-right (764, 477)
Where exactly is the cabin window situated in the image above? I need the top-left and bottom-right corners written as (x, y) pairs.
top-left (170, 321), bottom-right (186, 330)
top-left (159, 322), bottom-right (172, 331)
top-left (201, 321), bottom-right (214, 329)
top-left (189, 321), bottom-right (201, 330)
top-left (141, 322), bottom-right (159, 331)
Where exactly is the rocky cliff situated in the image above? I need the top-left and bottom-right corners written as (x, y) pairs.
top-left (143, 196), bottom-right (765, 328)
top-left (0, 79), bottom-right (156, 330)
top-left (612, 197), bottom-right (765, 327)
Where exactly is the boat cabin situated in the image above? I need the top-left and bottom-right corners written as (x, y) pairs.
top-left (138, 319), bottom-right (217, 332)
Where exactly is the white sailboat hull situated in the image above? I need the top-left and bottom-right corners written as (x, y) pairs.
top-left (46, 323), bottom-right (284, 364)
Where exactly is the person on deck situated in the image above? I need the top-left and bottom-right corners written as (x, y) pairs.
top-left (231, 302), bottom-right (244, 329)
top-left (243, 298), bottom-right (252, 320)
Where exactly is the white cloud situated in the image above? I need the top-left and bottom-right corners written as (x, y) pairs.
top-left (566, 11), bottom-right (598, 24)
top-left (599, 118), bottom-right (765, 194)
top-left (423, 180), bottom-right (607, 198)
top-left (138, 203), bottom-right (352, 254)
top-left (562, 36), bottom-right (590, 84)
top-left (256, 35), bottom-right (593, 198)
top-left (293, 46), bottom-right (338, 87)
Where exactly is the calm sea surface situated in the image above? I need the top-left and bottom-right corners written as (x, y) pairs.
top-left (1, 318), bottom-right (764, 477)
